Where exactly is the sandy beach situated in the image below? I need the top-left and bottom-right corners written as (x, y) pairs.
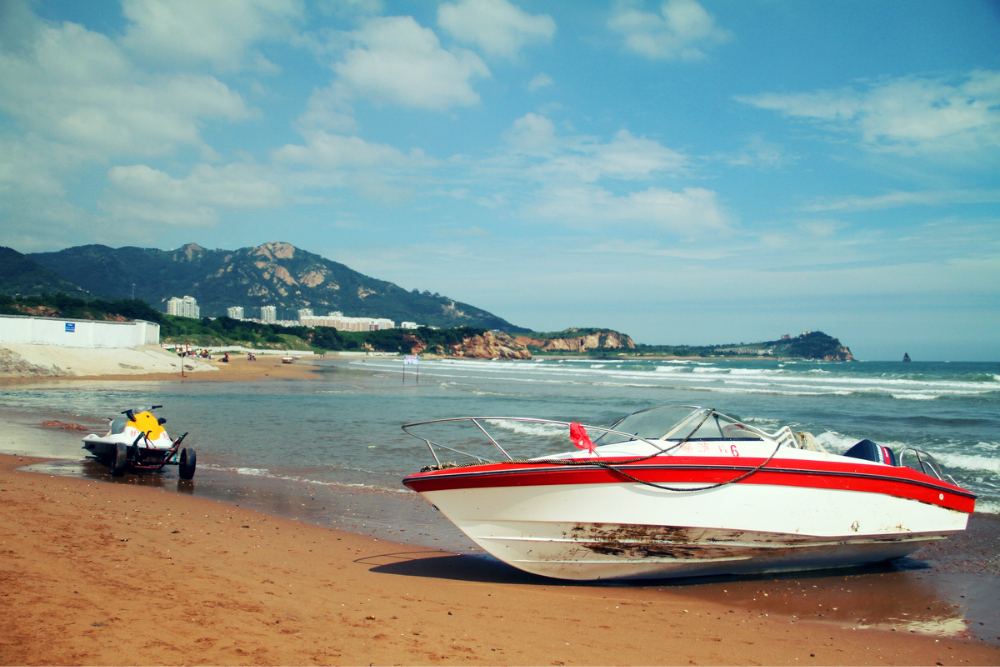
top-left (0, 351), bottom-right (323, 386)
top-left (2, 452), bottom-right (998, 666)
top-left (2, 354), bottom-right (1000, 665)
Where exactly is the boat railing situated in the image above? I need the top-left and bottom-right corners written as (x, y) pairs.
top-left (898, 447), bottom-right (958, 486)
top-left (770, 426), bottom-right (799, 449)
top-left (401, 417), bottom-right (664, 470)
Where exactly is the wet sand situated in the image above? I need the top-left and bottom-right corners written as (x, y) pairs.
top-left (2, 452), bottom-right (999, 666)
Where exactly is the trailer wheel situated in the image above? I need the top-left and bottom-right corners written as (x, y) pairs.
top-left (111, 443), bottom-right (128, 477)
top-left (179, 447), bottom-right (197, 480)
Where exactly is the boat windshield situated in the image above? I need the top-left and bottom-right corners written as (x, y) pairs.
top-left (593, 406), bottom-right (704, 445)
top-left (593, 406), bottom-right (766, 445)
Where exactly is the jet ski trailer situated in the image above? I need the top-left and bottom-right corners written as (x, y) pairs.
top-left (82, 405), bottom-right (196, 479)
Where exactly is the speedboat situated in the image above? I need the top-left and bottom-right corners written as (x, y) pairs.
top-left (401, 405), bottom-right (974, 581)
top-left (82, 405), bottom-right (196, 479)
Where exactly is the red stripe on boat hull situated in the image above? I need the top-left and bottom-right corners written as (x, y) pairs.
top-left (403, 456), bottom-right (975, 514)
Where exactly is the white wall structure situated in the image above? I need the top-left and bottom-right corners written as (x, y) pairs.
top-left (167, 295), bottom-right (200, 318)
top-left (0, 315), bottom-right (159, 348)
top-left (227, 306), bottom-right (244, 319)
top-left (261, 305), bottom-right (277, 323)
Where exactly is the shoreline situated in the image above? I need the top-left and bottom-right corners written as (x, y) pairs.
top-left (3, 453), bottom-right (999, 665)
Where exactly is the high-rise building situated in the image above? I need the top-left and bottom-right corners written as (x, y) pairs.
top-left (260, 305), bottom-right (277, 323)
top-left (166, 295), bottom-right (200, 318)
top-left (227, 306), bottom-right (244, 320)
top-left (297, 308), bottom-right (314, 321)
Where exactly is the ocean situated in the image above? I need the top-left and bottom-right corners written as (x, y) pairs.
top-left (5, 356), bottom-right (999, 515)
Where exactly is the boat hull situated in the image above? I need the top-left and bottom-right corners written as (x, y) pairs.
top-left (408, 462), bottom-right (972, 580)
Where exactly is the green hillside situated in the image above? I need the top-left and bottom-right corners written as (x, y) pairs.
top-left (0, 247), bottom-right (88, 297)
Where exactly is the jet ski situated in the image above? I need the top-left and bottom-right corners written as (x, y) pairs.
top-left (82, 405), bottom-right (196, 479)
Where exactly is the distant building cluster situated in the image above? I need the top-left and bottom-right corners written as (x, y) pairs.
top-left (221, 304), bottom-right (419, 331)
top-left (714, 347), bottom-right (773, 356)
top-left (166, 295), bottom-right (199, 318)
top-left (300, 312), bottom-right (395, 331)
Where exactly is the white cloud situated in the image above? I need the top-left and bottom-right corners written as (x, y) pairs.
top-left (273, 131), bottom-right (433, 170)
top-left (725, 134), bottom-right (794, 170)
top-left (796, 220), bottom-right (844, 237)
top-left (0, 134), bottom-right (88, 197)
top-left (437, 0), bottom-right (555, 60)
top-left (573, 129), bottom-right (688, 181)
top-left (528, 73), bottom-right (553, 91)
top-left (800, 189), bottom-right (1000, 213)
top-left (0, 16), bottom-right (252, 159)
top-left (314, 0), bottom-right (384, 19)
top-left (101, 163), bottom-right (283, 227)
top-left (738, 71), bottom-right (1000, 154)
top-left (273, 130), bottom-right (436, 203)
top-left (609, 0), bottom-right (732, 61)
top-left (332, 16), bottom-right (490, 111)
top-left (120, 0), bottom-right (304, 73)
top-left (503, 113), bottom-right (558, 153)
top-left (528, 184), bottom-right (731, 234)
top-left (504, 115), bottom-right (687, 180)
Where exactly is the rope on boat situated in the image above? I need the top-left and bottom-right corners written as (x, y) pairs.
top-left (419, 409), bottom-right (784, 493)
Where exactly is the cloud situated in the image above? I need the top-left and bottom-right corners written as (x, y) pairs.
top-left (528, 184), bottom-right (731, 234)
top-left (273, 130), bottom-right (436, 202)
top-left (0, 15), bottom-right (252, 159)
top-left (331, 16), bottom-right (490, 111)
top-left (0, 134), bottom-right (89, 197)
top-left (800, 189), bottom-right (1000, 213)
top-left (737, 71), bottom-right (1000, 154)
top-left (528, 73), bottom-right (553, 91)
top-left (503, 113), bottom-right (559, 153)
top-left (101, 163), bottom-right (283, 227)
top-left (503, 115), bottom-right (687, 180)
top-left (120, 0), bottom-right (304, 73)
top-left (273, 131), bottom-right (433, 170)
top-left (314, 0), bottom-right (384, 19)
top-left (609, 0), bottom-right (732, 61)
top-left (494, 115), bottom-right (703, 233)
top-left (796, 220), bottom-right (845, 237)
top-left (725, 134), bottom-right (794, 170)
top-left (437, 0), bottom-right (555, 60)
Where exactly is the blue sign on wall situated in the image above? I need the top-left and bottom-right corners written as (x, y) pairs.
top-left (65, 322), bottom-right (75, 333)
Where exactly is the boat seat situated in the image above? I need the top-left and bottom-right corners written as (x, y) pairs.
top-left (109, 419), bottom-right (127, 435)
top-left (844, 439), bottom-right (897, 466)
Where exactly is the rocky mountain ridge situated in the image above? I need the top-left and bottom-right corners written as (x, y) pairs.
top-left (27, 242), bottom-right (525, 331)
top-left (514, 329), bottom-right (635, 353)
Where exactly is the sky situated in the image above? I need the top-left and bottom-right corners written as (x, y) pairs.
top-left (1, 0), bottom-right (998, 360)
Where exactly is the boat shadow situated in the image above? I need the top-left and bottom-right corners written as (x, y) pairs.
top-left (360, 549), bottom-right (930, 588)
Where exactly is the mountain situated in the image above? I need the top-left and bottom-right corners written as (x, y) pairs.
top-left (634, 330), bottom-right (854, 361)
top-left (27, 241), bottom-right (527, 331)
top-left (0, 247), bottom-right (89, 297)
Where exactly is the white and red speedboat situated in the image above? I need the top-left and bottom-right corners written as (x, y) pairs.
top-left (402, 406), bottom-right (975, 581)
